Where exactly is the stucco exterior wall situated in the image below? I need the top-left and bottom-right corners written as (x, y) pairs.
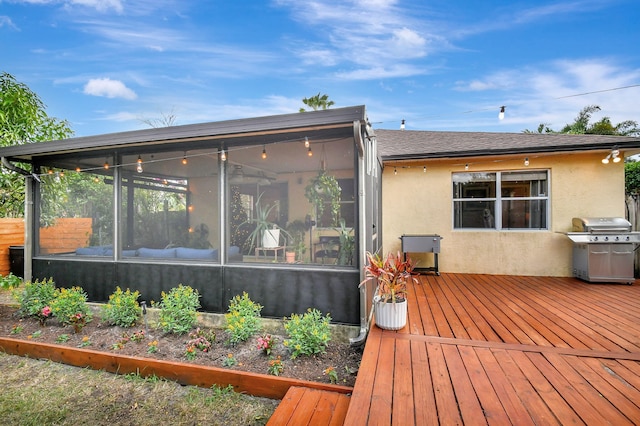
top-left (381, 152), bottom-right (626, 277)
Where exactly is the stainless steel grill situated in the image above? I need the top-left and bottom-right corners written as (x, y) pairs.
top-left (566, 217), bottom-right (640, 284)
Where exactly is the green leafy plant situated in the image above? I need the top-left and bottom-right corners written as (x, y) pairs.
top-left (10, 325), bottom-right (23, 334)
top-left (102, 287), bottom-right (142, 328)
top-left (305, 170), bottom-right (342, 226)
top-left (55, 334), bottom-right (70, 343)
top-left (242, 192), bottom-right (289, 253)
top-left (78, 336), bottom-right (92, 347)
top-left (147, 340), bottom-right (159, 353)
top-left (361, 251), bottom-right (418, 303)
top-left (50, 286), bottom-right (92, 332)
top-left (0, 272), bottom-right (22, 290)
top-left (222, 353), bottom-right (237, 367)
top-left (225, 292), bottom-right (262, 345)
top-left (185, 345), bottom-right (197, 360)
top-left (256, 334), bottom-right (276, 356)
top-left (335, 218), bottom-right (354, 265)
top-left (157, 284), bottom-right (200, 334)
top-left (14, 278), bottom-right (56, 322)
top-left (283, 308), bottom-right (332, 359)
top-left (186, 327), bottom-right (215, 353)
top-left (29, 330), bottom-right (42, 339)
top-left (286, 219), bottom-right (307, 260)
top-left (267, 356), bottom-right (284, 376)
top-left (323, 366), bottom-right (338, 384)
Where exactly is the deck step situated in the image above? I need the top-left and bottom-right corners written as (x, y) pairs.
top-left (267, 386), bottom-right (351, 426)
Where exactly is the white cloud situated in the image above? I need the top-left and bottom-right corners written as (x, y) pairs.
top-left (0, 15), bottom-right (18, 29)
top-left (83, 78), bottom-right (137, 100)
top-left (13, 0), bottom-right (123, 13)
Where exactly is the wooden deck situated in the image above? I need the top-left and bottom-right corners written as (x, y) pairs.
top-left (343, 273), bottom-right (640, 425)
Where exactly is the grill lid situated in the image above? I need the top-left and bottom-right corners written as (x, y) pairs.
top-left (572, 217), bottom-right (632, 233)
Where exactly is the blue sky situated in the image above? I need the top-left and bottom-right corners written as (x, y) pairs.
top-left (1, 0), bottom-right (639, 137)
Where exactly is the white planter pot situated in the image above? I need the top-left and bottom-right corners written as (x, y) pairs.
top-left (262, 229), bottom-right (280, 248)
top-left (374, 297), bottom-right (407, 330)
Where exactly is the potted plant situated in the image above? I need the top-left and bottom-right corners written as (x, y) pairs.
top-left (334, 218), bottom-right (354, 265)
top-left (285, 219), bottom-right (307, 262)
top-left (243, 193), bottom-right (288, 252)
top-left (361, 251), bottom-right (418, 330)
top-left (304, 170), bottom-right (342, 227)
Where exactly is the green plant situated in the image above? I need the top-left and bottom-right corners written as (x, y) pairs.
top-left (14, 278), bottom-right (56, 322)
top-left (157, 284), bottom-right (200, 334)
top-left (335, 218), bottom-right (354, 265)
top-left (267, 356), bottom-right (284, 376)
top-left (256, 334), bottom-right (276, 356)
top-left (102, 287), bottom-right (142, 328)
top-left (78, 336), bottom-right (92, 347)
top-left (29, 330), bottom-right (42, 339)
top-left (283, 308), bottom-right (332, 359)
top-left (305, 170), bottom-right (342, 226)
top-left (242, 192), bottom-right (289, 252)
top-left (10, 325), bottom-right (23, 334)
top-left (286, 219), bottom-right (307, 260)
top-left (185, 345), bottom-right (197, 360)
top-left (55, 334), bottom-right (70, 343)
top-left (50, 286), bottom-right (92, 332)
top-left (361, 251), bottom-right (418, 303)
top-left (147, 340), bottom-right (159, 353)
top-left (187, 327), bottom-right (215, 353)
top-left (225, 292), bottom-right (262, 345)
top-left (222, 353), bottom-right (237, 367)
top-left (0, 272), bottom-right (22, 290)
top-left (323, 366), bottom-right (338, 384)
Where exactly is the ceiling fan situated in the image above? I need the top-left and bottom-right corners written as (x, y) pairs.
top-left (229, 164), bottom-right (276, 185)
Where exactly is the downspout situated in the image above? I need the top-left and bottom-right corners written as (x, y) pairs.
top-left (350, 120), bottom-right (371, 347)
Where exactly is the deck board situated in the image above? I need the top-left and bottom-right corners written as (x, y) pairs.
top-left (343, 273), bottom-right (640, 425)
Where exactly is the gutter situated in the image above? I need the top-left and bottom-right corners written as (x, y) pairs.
top-left (1, 157), bottom-right (40, 182)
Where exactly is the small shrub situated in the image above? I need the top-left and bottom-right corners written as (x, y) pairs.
top-left (225, 292), bottom-right (262, 345)
top-left (267, 356), bottom-right (284, 376)
top-left (157, 284), bottom-right (200, 334)
top-left (14, 278), bottom-right (56, 322)
top-left (102, 287), bottom-right (142, 327)
top-left (283, 308), bottom-right (332, 359)
top-left (222, 353), bottom-right (237, 367)
top-left (256, 334), bottom-right (276, 356)
top-left (50, 286), bottom-right (92, 332)
top-left (147, 340), bottom-right (159, 353)
top-left (0, 273), bottom-right (22, 290)
top-left (187, 327), bottom-right (215, 353)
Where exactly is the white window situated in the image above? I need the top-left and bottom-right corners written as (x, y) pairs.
top-left (452, 170), bottom-right (549, 230)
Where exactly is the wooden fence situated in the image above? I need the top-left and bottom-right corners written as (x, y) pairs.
top-left (0, 218), bottom-right (92, 276)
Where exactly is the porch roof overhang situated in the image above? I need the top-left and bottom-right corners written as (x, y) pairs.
top-left (0, 105), bottom-right (369, 163)
top-left (375, 129), bottom-right (640, 162)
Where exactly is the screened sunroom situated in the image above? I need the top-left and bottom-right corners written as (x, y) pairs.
top-left (0, 106), bottom-right (380, 325)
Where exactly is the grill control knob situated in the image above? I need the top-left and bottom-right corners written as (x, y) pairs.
top-left (626, 236), bottom-right (630, 241)
top-left (615, 236), bottom-right (620, 241)
top-left (592, 236), bottom-right (598, 241)
top-left (604, 236), bottom-right (609, 241)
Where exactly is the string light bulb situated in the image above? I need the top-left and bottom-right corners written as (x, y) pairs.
top-left (307, 146), bottom-right (313, 157)
top-left (182, 153), bottom-right (188, 165)
top-left (400, 119), bottom-right (405, 130)
top-left (423, 166), bottom-right (427, 173)
top-left (103, 160), bottom-right (109, 170)
top-left (220, 150), bottom-right (227, 161)
top-left (261, 145), bottom-right (267, 159)
top-left (136, 155), bottom-right (143, 173)
top-left (612, 149), bottom-right (621, 163)
top-left (465, 163), bottom-right (469, 170)
top-left (304, 137), bottom-right (310, 148)
top-left (394, 166), bottom-right (397, 175)
top-left (499, 106), bottom-right (506, 120)
top-left (524, 157), bottom-right (529, 167)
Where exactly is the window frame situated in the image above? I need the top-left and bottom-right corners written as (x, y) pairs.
top-left (452, 169), bottom-right (550, 231)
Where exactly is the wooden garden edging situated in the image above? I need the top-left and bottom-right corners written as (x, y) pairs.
top-left (0, 336), bottom-right (353, 400)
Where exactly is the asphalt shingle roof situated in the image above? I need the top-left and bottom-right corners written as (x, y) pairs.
top-left (375, 129), bottom-right (640, 161)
